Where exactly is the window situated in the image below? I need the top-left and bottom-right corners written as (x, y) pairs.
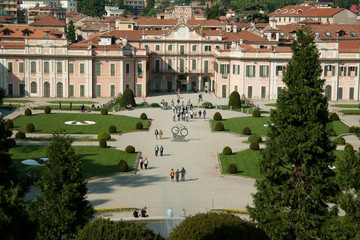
top-left (155, 45), bottom-right (160, 51)
top-left (31, 61), bottom-right (36, 73)
top-left (69, 63), bottom-right (74, 74)
top-left (19, 62), bottom-right (24, 73)
top-left (350, 32), bottom-right (356, 37)
top-left (339, 66), bottom-right (346, 77)
top-left (95, 63), bottom-right (101, 76)
top-left (69, 85), bottom-right (74, 97)
top-left (260, 65), bottom-right (269, 77)
top-left (220, 64), bottom-right (230, 75)
top-left (128, 24), bottom-right (131, 28)
top-left (315, 32), bottom-right (320, 37)
top-left (192, 45), bottom-right (197, 51)
top-left (349, 87), bottom-right (354, 100)
top-left (234, 85), bottom-right (238, 92)
top-left (204, 60), bottom-right (209, 73)
top-left (80, 63), bottom-right (85, 74)
top-left (276, 65), bottom-right (284, 76)
top-left (110, 85), bottom-right (116, 97)
top-left (96, 84), bottom-right (101, 97)
top-left (8, 83), bottom-right (13, 96)
top-left (80, 85), bottom-right (85, 97)
top-left (30, 81), bottom-right (37, 94)
top-left (168, 44), bottom-right (173, 51)
top-left (179, 59), bottom-right (184, 73)
top-left (8, 62), bottom-right (13, 73)
top-left (348, 66), bottom-right (358, 76)
top-left (325, 32), bottom-right (331, 37)
top-left (180, 45), bottom-right (185, 54)
top-left (43, 62), bottom-right (49, 74)
top-left (192, 59), bottom-right (196, 70)
top-left (57, 62), bottom-right (62, 73)
top-left (233, 65), bottom-right (239, 75)
top-left (137, 62), bottom-right (143, 77)
top-left (126, 83), bottom-right (130, 89)
top-left (214, 61), bottom-right (218, 72)
top-left (155, 59), bottom-right (160, 72)
top-left (247, 86), bottom-right (253, 98)
top-left (324, 65), bottom-right (335, 76)
top-left (246, 65), bottom-right (255, 77)
top-left (110, 63), bottom-right (115, 76)
top-left (204, 45), bottom-right (211, 51)
top-left (277, 86), bottom-right (283, 96)
top-left (167, 58), bottom-right (172, 70)
top-left (261, 86), bottom-right (266, 98)
top-left (337, 87), bottom-right (343, 100)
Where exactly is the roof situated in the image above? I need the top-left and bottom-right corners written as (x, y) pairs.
top-left (269, 6), bottom-right (313, 16)
top-left (302, 8), bottom-right (346, 17)
top-left (0, 26), bottom-right (58, 39)
top-left (100, 32), bottom-right (113, 38)
top-left (187, 19), bottom-right (224, 27)
top-left (30, 6), bottom-right (63, 10)
top-left (29, 15), bottom-right (66, 27)
top-left (66, 10), bottom-right (81, 17)
top-left (135, 18), bottom-right (177, 26)
top-left (222, 31), bottom-right (267, 43)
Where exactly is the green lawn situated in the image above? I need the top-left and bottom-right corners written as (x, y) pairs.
top-left (340, 110), bottom-right (360, 115)
top-left (331, 104), bottom-right (359, 108)
top-left (264, 103), bottom-right (277, 107)
top-left (212, 116), bottom-right (271, 136)
top-left (3, 99), bottom-right (33, 103)
top-left (47, 100), bottom-right (96, 104)
top-left (220, 150), bottom-right (346, 180)
top-left (13, 113), bottom-right (149, 134)
top-left (332, 120), bottom-right (350, 135)
top-left (10, 145), bottom-right (137, 181)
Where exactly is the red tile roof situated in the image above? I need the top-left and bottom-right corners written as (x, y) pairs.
top-left (66, 10), bottom-right (81, 17)
top-left (302, 8), bottom-right (346, 17)
top-left (135, 18), bottom-right (177, 26)
top-left (0, 26), bottom-right (58, 39)
top-left (29, 15), bottom-right (66, 27)
top-left (269, 6), bottom-right (313, 16)
top-left (187, 19), bottom-right (224, 27)
top-left (222, 31), bottom-right (267, 43)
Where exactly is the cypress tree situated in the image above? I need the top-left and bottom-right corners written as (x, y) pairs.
top-left (247, 28), bottom-right (339, 239)
top-left (66, 20), bottom-right (76, 42)
top-left (228, 91), bottom-right (241, 109)
top-left (120, 88), bottom-right (136, 107)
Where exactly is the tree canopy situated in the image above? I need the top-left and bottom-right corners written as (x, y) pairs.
top-left (79, 0), bottom-right (106, 17)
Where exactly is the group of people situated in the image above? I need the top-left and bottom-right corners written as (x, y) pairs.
top-left (170, 168), bottom-right (186, 182)
top-left (160, 100), bottom-right (170, 110)
top-left (167, 208), bottom-right (186, 218)
top-left (139, 157), bottom-right (149, 170)
top-left (172, 107), bottom-right (206, 122)
top-left (133, 207), bottom-right (149, 218)
top-left (154, 129), bottom-right (164, 139)
top-left (154, 145), bottom-right (164, 156)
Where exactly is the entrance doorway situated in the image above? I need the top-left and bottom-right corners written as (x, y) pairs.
top-left (177, 75), bottom-right (187, 92)
top-left (202, 77), bottom-right (210, 92)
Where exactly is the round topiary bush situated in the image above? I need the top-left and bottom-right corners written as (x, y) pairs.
top-left (125, 145), bottom-right (135, 153)
top-left (44, 106), bottom-right (51, 114)
top-left (243, 126), bottom-right (251, 135)
top-left (250, 141), bottom-right (260, 150)
top-left (140, 113), bottom-right (147, 120)
top-left (228, 91), bottom-right (241, 109)
top-left (213, 112), bottom-right (222, 121)
top-left (5, 119), bottom-right (13, 130)
top-left (228, 163), bottom-right (238, 174)
top-left (349, 126), bottom-right (356, 133)
top-left (7, 139), bottom-right (16, 149)
top-left (214, 122), bottom-right (225, 131)
top-left (329, 112), bottom-right (340, 121)
top-left (97, 132), bottom-right (111, 141)
top-left (99, 138), bottom-right (107, 148)
top-left (136, 122), bottom-right (143, 130)
top-left (15, 131), bottom-right (26, 139)
top-left (333, 137), bottom-right (346, 145)
top-left (26, 123), bottom-right (35, 132)
top-left (118, 159), bottom-right (128, 172)
top-left (223, 146), bottom-right (232, 155)
top-left (120, 88), bottom-right (136, 107)
top-left (109, 125), bottom-right (116, 133)
top-left (101, 108), bottom-right (108, 115)
top-left (24, 108), bottom-right (32, 116)
top-left (248, 135), bottom-right (262, 143)
top-left (344, 143), bottom-right (354, 152)
top-left (252, 109), bottom-right (261, 118)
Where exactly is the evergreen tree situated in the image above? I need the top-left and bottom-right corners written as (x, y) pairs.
top-left (30, 132), bottom-right (94, 240)
top-left (66, 20), bottom-right (76, 42)
top-left (247, 28), bottom-right (339, 239)
top-left (228, 91), bottom-right (241, 109)
top-left (120, 88), bottom-right (136, 107)
top-left (80, 0), bottom-right (106, 17)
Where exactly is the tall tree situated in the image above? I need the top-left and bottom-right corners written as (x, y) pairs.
top-left (30, 132), bottom-right (94, 240)
top-left (247, 28), bottom-right (339, 240)
top-left (80, 0), bottom-right (106, 17)
top-left (66, 20), bottom-right (76, 42)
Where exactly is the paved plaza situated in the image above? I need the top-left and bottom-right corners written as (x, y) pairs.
top-left (2, 93), bottom-right (360, 220)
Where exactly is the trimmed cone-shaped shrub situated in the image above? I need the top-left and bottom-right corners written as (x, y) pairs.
top-left (116, 96), bottom-right (122, 103)
top-left (15, 131), bottom-right (26, 139)
top-left (140, 113), bottom-right (148, 120)
top-left (252, 109), bottom-right (261, 117)
top-left (136, 122), bottom-right (143, 130)
top-left (101, 108), bottom-right (108, 115)
top-left (214, 122), bottom-right (225, 131)
top-left (118, 159), bottom-right (128, 172)
top-left (5, 119), bottom-right (13, 130)
top-left (250, 141), bottom-right (260, 150)
top-left (248, 135), bottom-right (262, 143)
top-left (120, 88), bottom-right (136, 107)
top-left (99, 138), bottom-right (107, 148)
top-left (333, 137), bottom-right (346, 145)
top-left (329, 112), bottom-right (340, 121)
top-left (44, 106), bottom-right (51, 114)
top-left (97, 132), bottom-right (111, 141)
top-left (213, 112), bottom-right (222, 121)
top-left (24, 108), bottom-right (32, 116)
top-left (223, 146), bottom-right (232, 155)
top-left (344, 143), bottom-right (354, 152)
top-left (125, 145), bottom-right (135, 153)
top-left (109, 125), bottom-right (116, 133)
top-left (26, 123), bottom-right (35, 132)
top-left (243, 126), bottom-right (251, 135)
top-left (228, 91), bottom-right (241, 109)
top-left (228, 163), bottom-right (238, 174)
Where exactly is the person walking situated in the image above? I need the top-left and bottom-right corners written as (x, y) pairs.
top-left (144, 158), bottom-right (149, 169)
top-left (181, 209), bottom-right (186, 217)
top-left (139, 157), bottom-right (144, 169)
top-left (155, 129), bottom-right (159, 139)
top-left (167, 208), bottom-right (174, 217)
top-left (170, 169), bottom-right (175, 181)
top-left (198, 110), bottom-right (202, 118)
top-left (173, 112), bottom-right (176, 121)
top-left (175, 169), bottom-right (180, 182)
top-left (160, 145), bottom-right (164, 156)
top-left (159, 130), bottom-right (163, 140)
top-left (203, 110), bottom-right (206, 119)
top-left (180, 167), bottom-right (186, 181)
top-left (194, 110), bottom-right (197, 119)
top-left (155, 145), bottom-right (159, 156)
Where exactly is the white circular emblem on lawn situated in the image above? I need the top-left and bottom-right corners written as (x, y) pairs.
top-left (22, 158), bottom-right (48, 166)
top-left (64, 120), bottom-right (96, 125)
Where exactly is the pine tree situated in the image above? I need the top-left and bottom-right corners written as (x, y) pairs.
top-left (66, 20), bottom-right (76, 42)
top-left (120, 88), bottom-right (136, 107)
top-left (30, 132), bottom-right (94, 240)
top-left (247, 28), bottom-right (339, 239)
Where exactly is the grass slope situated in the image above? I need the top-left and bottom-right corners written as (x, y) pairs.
top-left (332, 120), bottom-right (350, 135)
top-left (13, 113), bottom-right (149, 134)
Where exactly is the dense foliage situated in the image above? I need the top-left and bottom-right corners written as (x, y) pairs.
top-left (228, 91), bottom-right (241, 109)
top-left (120, 89), bottom-right (136, 107)
top-left (26, 123), bottom-right (35, 132)
top-left (5, 119), bottom-right (13, 130)
top-left (243, 126), bottom-right (251, 135)
top-left (228, 163), bottom-right (238, 174)
top-left (214, 122), bottom-right (224, 131)
top-left (79, 0), bottom-right (106, 17)
top-left (249, 141), bottom-right (259, 150)
top-left (97, 132), bottom-right (111, 141)
top-left (136, 122), bottom-right (143, 130)
top-left (109, 124), bottom-right (116, 133)
top-left (24, 108), bottom-right (32, 116)
top-left (223, 146), bottom-right (232, 155)
top-left (125, 145), bottom-right (135, 153)
top-left (99, 138), bottom-right (107, 148)
top-left (213, 112), bottom-right (222, 121)
top-left (101, 108), bottom-right (108, 115)
top-left (117, 159), bottom-right (128, 172)
top-left (15, 131), bottom-right (26, 139)
top-left (140, 113), bottom-right (148, 120)
top-left (44, 106), bottom-right (51, 114)
top-left (252, 109), bottom-right (261, 117)
top-left (66, 20), bottom-right (76, 42)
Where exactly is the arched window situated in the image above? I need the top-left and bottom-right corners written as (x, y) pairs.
top-left (30, 81), bottom-right (37, 94)
top-left (44, 82), bottom-right (50, 97)
top-left (56, 82), bottom-right (63, 98)
top-left (325, 85), bottom-right (332, 100)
